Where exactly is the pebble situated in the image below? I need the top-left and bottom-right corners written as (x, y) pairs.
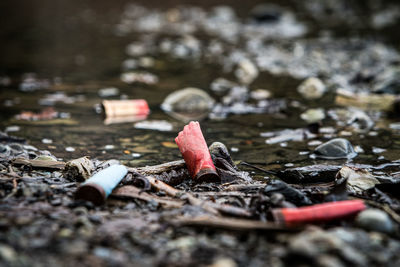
top-left (250, 4), bottom-right (283, 23)
top-left (5, 126), bottom-right (20, 132)
top-left (300, 108), bottom-right (325, 123)
top-left (250, 89), bottom-right (271, 100)
top-left (314, 138), bottom-right (357, 159)
top-left (235, 59), bottom-right (259, 85)
top-left (297, 77), bottom-right (326, 100)
top-left (308, 140), bottom-right (322, 146)
top-left (65, 147), bottom-right (75, 152)
top-left (210, 78), bottom-right (238, 93)
top-left (356, 209), bottom-right (394, 234)
top-left (372, 147), bottom-right (386, 154)
top-left (0, 244), bottom-right (17, 263)
top-left (42, 138), bottom-right (53, 144)
top-left (104, 145), bottom-right (115, 150)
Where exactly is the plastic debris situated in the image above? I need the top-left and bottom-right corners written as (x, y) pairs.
top-left (335, 88), bottom-right (398, 111)
top-left (63, 157), bottom-right (95, 182)
top-left (175, 121), bottom-right (220, 182)
top-left (75, 164), bottom-right (128, 205)
top-left (15, 107), bottom-right (69, 121)
top-left (102, 99), bottom-right (149, 118)
top-left (272, 200), bottom-right (366, 227)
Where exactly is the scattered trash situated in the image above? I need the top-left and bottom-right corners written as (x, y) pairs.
top-left (175, 121), bottom-right (220, 182)
top-left (15, 107), bottom-right (70, 121)
top-left (134, 120), bottom-right (173, 132)
top-left (335, 88), bottom-right (399, 111)
top-left (297, 77), bottom-right (326, 100)
top-left (272, 200), bottom-right (366, 227)
top-left (63, 157), bottom-right (95, 182)
top-left (75, 164), bottom-right (128, 205)
top-left (313, 138), bottom-right (357, 159)
top-left (102, 99), bottom-right (150, 118)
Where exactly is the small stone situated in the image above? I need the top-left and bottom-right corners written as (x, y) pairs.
top-left (5, 126), bottom-right (20, 132)
top-left (314, 138), bottom-right (357, 159)
top-left (372, 147), bottom-right (386, 154)
top-left (356, 209), bottom-right (394, 234)
top-left (250, 4), bottom-right (283, 23)
top-left (104, 145), bottom-right (115, 150)
top-left (210, 78), bottom-right (238, 93)
top-left (0, 244), bottom-right (17, 263)
top-left (235, 59), bottom-right (259, 85)
top-left (297, 77), bottom-right (326, 100)
top-left (250, 89), bottom-right (271, 100)
top-left (161, 87), bottom-right (215, 121)
top-left (208, 257), bottom-right (237, 267)
top-left (300, 108), bottom-right (325, 123)
top-left (65, 147), bottom-right (75, 152)
top-left (42, 138), bottom-right (53, 144)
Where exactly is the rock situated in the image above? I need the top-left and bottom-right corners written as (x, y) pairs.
top-left (0, 244), bottom-right (17, 263)
top-left (234, 59), bottom-right (259, 85)
top-left (314, 138), bottom-right (357, 159)
top-left (297, 77), bottom-right (326, 100)
top-left (300, 108), bottom-right (325, 124)
top-left (250, 89), bottom-right (271, 100)
top-left (336, 166), bottom-right (380, 194)
top-left (210, 78), bottom-right (238, 94)
top-left (290, 228), bottom-right (367, 266)
top-left (161, 88), bottom-right (215, 121)
top-left (372, 67), bottom-right (400, 94)
top-left (356, 209), bottom-right (394, 234)
top-left (250, 4), bottom-right (283, 23)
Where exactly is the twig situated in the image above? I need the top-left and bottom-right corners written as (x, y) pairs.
top-left (240, 162), bottom-right (276, 175)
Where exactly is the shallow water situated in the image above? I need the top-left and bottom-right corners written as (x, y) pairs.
top-left (1, 0), bottom-right (400, 181)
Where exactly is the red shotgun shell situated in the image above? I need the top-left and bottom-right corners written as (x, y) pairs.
top-left (272, 199), bottom-right (366, 227)
top-left (102, 99), bottom-right (150, 118)
top-left (175, 121), bottom-right (220, 182)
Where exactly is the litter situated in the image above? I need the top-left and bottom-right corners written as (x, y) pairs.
top-left (75, 164), bottom-right (128, 205)
top-left (175, 121), bottom-right (220, 182)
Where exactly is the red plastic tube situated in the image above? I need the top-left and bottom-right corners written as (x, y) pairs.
top-left (102, 99), bottom-right (149, 117)
top-left (175, 121), bottom-right (220, 182)
top-left (272, 199), bottom-right (366, 227)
